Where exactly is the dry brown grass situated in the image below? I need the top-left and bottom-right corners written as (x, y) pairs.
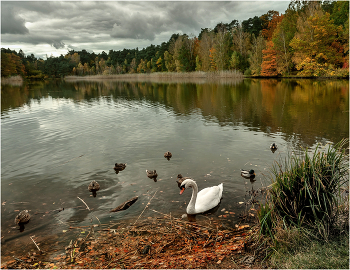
top-left (1, 75), bottom-right (24, 86)
top-left (64, 71), bottom-right (244, 84)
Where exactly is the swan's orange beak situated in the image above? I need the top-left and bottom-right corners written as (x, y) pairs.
top-left (180, 187), bottom-right (185, 195)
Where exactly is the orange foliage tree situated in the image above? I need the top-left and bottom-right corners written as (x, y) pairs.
top-left (209, 47), bottom-right (217, 71)
top-left (262, 13), bottom-right (284, 41)
top-left (261, 41), bottom-right (278, 76)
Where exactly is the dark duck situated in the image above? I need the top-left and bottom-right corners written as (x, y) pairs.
top-left (114, 163), bottom-right (126, 174)
top-left (164, 151), bottom-right (172, 160)
top-left (88, 180), bottom-right (100, 197)
top-left (146, 170), bottom-right (158, 182)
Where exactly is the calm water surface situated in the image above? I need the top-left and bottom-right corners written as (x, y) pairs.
top-left (1, 78), bottom-right (349, 256)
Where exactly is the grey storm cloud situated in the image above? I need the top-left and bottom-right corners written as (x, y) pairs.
top-left (1, 4), bottom-right (29, 34)
top-left (52, 40), bottom-right (65, 49)
top-left (111, 14), bottom-right (166, 40)
top-left (1, 1), bottom-right (290, 58)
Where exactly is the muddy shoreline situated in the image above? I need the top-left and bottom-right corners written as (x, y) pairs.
top-left (1, 213), bottom-right (264, 269)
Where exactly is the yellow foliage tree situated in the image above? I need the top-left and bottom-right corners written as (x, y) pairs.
top-left (290, 6), bottom-right (343, 76)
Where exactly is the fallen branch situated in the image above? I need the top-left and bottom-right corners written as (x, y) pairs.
top-left (110, 196), bottom-right (138, 212)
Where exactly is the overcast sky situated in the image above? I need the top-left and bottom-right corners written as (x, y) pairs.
top-left (1, 1), bottom-right (290, 59)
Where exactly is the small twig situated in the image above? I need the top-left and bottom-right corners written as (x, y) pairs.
top-left (56, 218), bottom-right (66, 225)
top-left (30, 236), bottom-right (41, 251)
top-left (77, 197), bottom-right (101, 225)
top-left (69, 225), bottom-right (100, 229)
top-left (244, 161), bottom-right (251, 166)
top-left (77, 197), bottom-right (90, 211)
top-left (9, 202), bottom-right (29, 204)
top-left (14, 257), bottom-right (25, 263)
top-left (203, 232), bottom-right (212, 247)
top-left (213, 226), bottom-right (219, 247)
top-left (133, 189), bottom-right (158, 225)
top-left (92, 214), bottom-right (102, 225)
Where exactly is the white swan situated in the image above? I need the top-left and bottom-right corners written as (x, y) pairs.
top-left (179, 179), bottom-right (223, 214)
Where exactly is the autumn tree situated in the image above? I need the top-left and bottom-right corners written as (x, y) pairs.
top-left (129, 58), bottom-right (137, 73)
top-left (261, 41), bottom-right (278, 76)
top-left (83, 62), bottom-right (90, 75)
top-left (209, 47), bottom-right (217, 71)
top-left (260, 10), bottom-right (280, 32)
top-left (156, 57), bottom-right (163, 71)
top-left (66, 52), bottom-right (80, 65)
top-left (164, 51), bottom-right (175, 72)
top-left (231, 22), bottom-right (250, 71)
top-left (77, 62), bottom-right (84, 75)
top-left (197, 31), bottom-right (215, 71)
top-left (137, 59), bottom-right (147, 73)
top-left (248, 34), bottom-right (265, 75)
top-left (230, 51), bottom-right (240, 70)
top-left (1, 52), bottom-right (17, 77)
top-left (212, 27), bottom-right (231, 70)
top-left (271, 5), bottom-right (298, 75)
top-left (290, 4), bottom-right (343, 76)
top-left (261, 13), bottom-right (284, 41)
top-left (195, 55), bottom-right (201, 71)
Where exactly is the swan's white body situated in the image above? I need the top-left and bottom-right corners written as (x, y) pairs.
top-left (179, 179), bottom-right (223, 215)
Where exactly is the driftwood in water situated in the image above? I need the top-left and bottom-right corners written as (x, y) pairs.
top-left (110, 196), bottom-right (138, 212)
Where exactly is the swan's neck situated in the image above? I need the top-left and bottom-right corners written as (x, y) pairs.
top-left (187, 181), bottom-right (198, 214)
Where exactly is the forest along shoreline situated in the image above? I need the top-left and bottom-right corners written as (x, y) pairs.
top-left (1, 213), bottom-right (265, 269)
top-left (1, 2), bottom-right (349, 82)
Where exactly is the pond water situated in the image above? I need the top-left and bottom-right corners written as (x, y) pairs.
top-left (1, 78), bottom-right (349, 257)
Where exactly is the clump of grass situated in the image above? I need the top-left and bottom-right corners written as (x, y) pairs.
top-left (254, 139), bottom-right (349, 268)
top-left (259, 139), bottom-right (349, 240)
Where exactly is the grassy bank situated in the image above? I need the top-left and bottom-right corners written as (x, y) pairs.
top-left (257, 139), bottom-right (349, 269)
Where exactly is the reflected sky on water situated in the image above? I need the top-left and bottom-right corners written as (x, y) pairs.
top-left (1, 78), bottom-right (349, 255)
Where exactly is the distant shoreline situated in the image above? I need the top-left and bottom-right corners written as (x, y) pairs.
top-left (1, 71), bottom-right (348, 86)
top-left (64, 71), bottom-right (349, 81)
